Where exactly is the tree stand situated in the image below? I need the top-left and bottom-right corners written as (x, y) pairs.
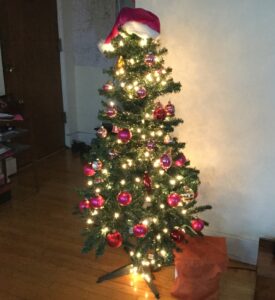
top-left (97, 264), bottom-right (160, 299)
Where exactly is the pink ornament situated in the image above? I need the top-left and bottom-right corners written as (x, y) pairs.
top-left (160, 153), bottom-right (172, 170)
top-left (92, 160), bottom-right (103, 171)
top-left (136, 87), bottom-right (147, 99)
top-left (117, 191), bottom-right (132, 206)
top-left (146, 140), bottom-right (156, 151)
top-left (97, 126), bottom-right (108, 138)
top-left (191, 219), bottom-right (205, 232)
top-left (83, 164), bottom-right (96, 176)
top-left (175, 153), bottom-right (187, 167)
top-left (112, 125), bottom-right (120, 133)
top-left (167, 193), bottom-right (181, 207)
top-left (103, 82), bottom-right (114, 92)
top-left (133, 223), bottom-right (148, 238)
top-left (79, 199), bottom-right (90, 212)
top-left (90, 195), bottom-right (105, 209)
top-left (144, 53), bottom-right (156, 66)
top-left (117, 128), bottom-right (132, 143)
top-left (165, 101), bottom-right (175, 116)
top-left (106, 231), bottom-right (122, 248)
top-left (106, 106), bottom-right (117, 118)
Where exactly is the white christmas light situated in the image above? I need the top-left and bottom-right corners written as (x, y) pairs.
top-left (145, 113), bottom-right (150, 119)
top-left (145, 196), bottom-right (151, 202)
top-left (119, 40), bottom-right (124, 46)
top-left (142, 219), bottom-right (149, 226)
top-left (127, 84), bottom-right (133, 90)
top-left (169, 179), bottom-right (176, 185)
top-left (139, 39), bottom-right (147, 47)
top-left (161, 80), bottom-right (167, 86)
top-left (156, 234), bottom-right (161, 240)
top-left (135, 177), bottom-right (141, 183)
top-left (176, 175), bottom-right (183, 180)
top-left (136, 252), bottom-right (141, 258)
top-left (160, 249), bottom-right (167, 257)
top-left (137, 128), bottom-right (141, 133)
top-left (87, 180), bottom-right (93, 186)
top-left (160, 204), bottom-right (165, 209)
top-left (141, 134), bottom-right (146, 139)
top-left (114, 212), bottom-right (120, 219)
top-left (95, 188), bottom-right (101, 193)
top-left (130, 251), bottom-right (134, 256)
top-left (92, 210), bottom-right (98, 216)
top-left (102, 169), bottom-right (108, 174)
top-left (120, 179), bottom-right (126, 185)
top-left (120, 82), bottom-right (126, 88)
top-left (101, 227), bottom-right (109, 234)
top-left (163, 228), bottom-right (168, 233)
top-left (159, 170), bottom-right (165, 175)
top-left (144, 152), bottom-right (150, 158)
top-left (157, 130), bottom-right (163, 136)
top-left (122, 163), bottom-right (127, 169)
top-left (181, 209), bottom-right (187, 215)
top-left (87, 218), bottom-right (93, 224)
top-left (129, 58), bottom-right (135, 65)
top-left (109, 101), bottom-right (115, 107)
top-left (150, 132), bottom-right (155, 137)
top-left (152, 218), bottom-right (158, 223)
top-left (133, 80), bottom-right (138, 86)
top-left (155, 184), bottom-right (160, 188)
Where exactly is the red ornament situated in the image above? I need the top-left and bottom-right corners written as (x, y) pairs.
top-left (83, 164), bottom-right (96, 176)
top-left (136, 87), bottom-right (147, 99)
top-left (90, 195), bottom-right (105, 208)
top-left (144, 53), bottom-right (156, 66)
top-left (174, 153), bottom-right (187, 167)
top-left (106, 106), bottom-right (117, 118)
top-left (167, 193), bottom-right (181, 207)
top-left (153, 104), bottom-right (167, 121)
top-left (117, 191), bottom-right (132, 206)
top-left (133, 223), bottom-right (148, 238)
top-left (146, 140), bottom-right (156, 151)
top-left (103, 82), bottom-right (114, 92)
top-left (106, 231), bottom-right (123, 248)
top-left (143, 172), bottom-right (152, 192)
top-left (160, 153), bottom-right (172, 170)
top-left (79, 199), bottom-right (90, 212)
top-left (97, 126), bottom-right (108, 138)
top-left (92, 160), bottom-right (103, 171)
top-left (191, 219), bottom-right (205, 232)
top-left (165, 101), bottom-right (175, 117)
top-left (170, 229), bottom-right (185, 243)
top-left (117, 128), bottom-right (132, 143)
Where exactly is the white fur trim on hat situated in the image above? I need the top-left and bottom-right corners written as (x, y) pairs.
top-left (122, 21), bottom-right (160, 40)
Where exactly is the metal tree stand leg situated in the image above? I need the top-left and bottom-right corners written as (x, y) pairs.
top-left (97, 264), bottom-right (160, 299)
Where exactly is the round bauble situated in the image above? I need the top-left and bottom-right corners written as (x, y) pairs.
top-left (167, 193), bottom-right (181, 207)
top-left (191, 219), bottom-right (205, 232)
top-left (175, 153), bottom-right (187, 167)
top-left (170, 229), bottom-right (185, 243)
top-left (83, 164), bottom-right (96, 176)
top-left (160, 153), bottom-right (172, 170)
top-left (146, 140), bottom-right (156, 151)
top-left (144, 53), bottom-right (156, 66)
top-left (97, 126), bottom-right (108, 138)
top-left (117, 128), bottom-right (132, 143)
top-left (133, 223), bottom-right (148, 238)
top-left (92, 160), bottom-right (103, 171)
top-left (117, 191), bottom-right (132, 206)
top-left (106, 231), bottom-right (123, 248)
top-left (90, 195), bottom-right (105, 209)
top-left (79, 199), bottom-right (90, 212)
top-left (153, 105), bottom-right (167, 121)
top-left (106, 106), bottom-right (117, 118)
top-left (136, 87), bottom-right (147, 99)
top-left (165, 101), bottom-right (175, 117)
top-left (102, 82), bottom-right (114, 92)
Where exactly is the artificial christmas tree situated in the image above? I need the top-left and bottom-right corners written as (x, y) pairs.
top-left (76, 7), bottom-right (212, 298)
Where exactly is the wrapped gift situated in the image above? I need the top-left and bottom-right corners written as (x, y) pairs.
top-left (171, 236), bottom-right (228, 300)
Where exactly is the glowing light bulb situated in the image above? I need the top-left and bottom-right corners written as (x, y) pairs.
top-left (92, 210), bottom-right (98, 216)
top-left (129, 58), bottom-right (135, 65)
top-left (159, 170), bottom-right (165, 175)
top-left (161, 80), bottom-right (167, 86)
top-left (156, 234), bottom-right (161, 240)
top-left (129, 95), bottom-right (133, 99)
top-left (137, 128), bottom-right (141, 133)
top-left (160, 249), bottom-right (167, 257)
top-left (169, 179), bottom-right (176, 185)
top-left (163, 228), bottom-right (168, 233)
top-left (120, 179), bottom-right (126, 185)
top-left (117, 139), bottom-right (122, 144)
top-left (152, 218), bottom-right (158, 223)
top-left (136, 252), bottom-right (141, 258)
top-left (127, 84), bottom-right (133, 90)
top-left (160, 204), bottom-right (165, 209)
top-left (144, 152), bottom-right (150, 158)
top-left (120, 82), bottom-right (126, 88)
top-left (153, 160), bottom-right (160, 168)
top-left (150, 132), bottom-right (155, 137)
top-left (145, 113), bottom-right (150, 119)
top-left (119, 40), bottom-right (124, 46)
top-left (155, 184), bottom-right (160, 188)
top-left (182, 209), bottom-right (187, 215)
top-left (130, 251), bottom-right (134, 256)
top-left (87, 218), bottom-right (93, 224)
top-left (102, 169), bottom-right (108, 174)
top-left (139, 39), bottom-right (147, 47)
top-left (135, 177), bottom-right (141, 183)
top-left (145, 196), bottom-right (151, 202)
top-left (176, 175), bottom-right (183, 180)
top-left (133, 80), bottom-right (138, 86)
top-left (142, 219), bottom-right (149, 226)
top-left (119, 68), bottom-right (125, 75)
top-left (87, 180), bottom-right (93, 186)
top-left (141, 134), bottom-right (146, 140)
top-left (101, 227), bottom-right (109, 234)
top-left (114, 212), bottom-right (120, 219)
top-left (157, 130), bottom-right (163, 136)
top-left (122, 163), bottom-right (127, 169)
top-left (95, 188), bottom-right (101, 193)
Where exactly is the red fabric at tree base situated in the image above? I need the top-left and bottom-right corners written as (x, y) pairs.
top-left (171, 236), bottom-right (228, 300)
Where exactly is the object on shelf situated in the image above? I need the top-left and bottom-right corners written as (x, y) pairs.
top-left (5, 157), bottom-right (17, 176)
top-left (0, 144), bottom-right (12, 155)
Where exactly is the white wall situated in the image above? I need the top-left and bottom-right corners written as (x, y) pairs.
top-left (137, 0), bottom-right (275, 264)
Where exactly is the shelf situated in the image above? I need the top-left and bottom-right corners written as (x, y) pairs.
top-left (0, 128), bottom-right (28, 142)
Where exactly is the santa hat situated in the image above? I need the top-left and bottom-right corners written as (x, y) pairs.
top-left (99, 7), bottom-right (160, 52)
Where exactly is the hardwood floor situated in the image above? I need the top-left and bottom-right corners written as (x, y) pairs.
top-left (0, 150), bottom-right (256, 299)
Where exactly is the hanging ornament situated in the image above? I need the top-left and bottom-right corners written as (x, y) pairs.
top-left (83, 164), bottom-right (96, 176)
top-left (146, 140), bottom-right (156, 151)
top-left (191, 219), bottom-right (205, 232)
top-left (117, 191), bottom-right (132, 206)
top-left (106, 106), bottom-right (117, 118)
top-left (167, 193), bottom-right (181, 207)
top-left (90, 195), bottom-right (105, 209)
top-left (174, 153), bottom-right (187, 167)
top-left (160, 153), bottom-right (172, 170)
top-left (144, 53), bottom-right (156, 66)
top-left (153, 103), bottom-right (167, 121)
top-left (117, 128), bottom-right (132, 143)
top-left (143, 171), bottom-right (152, 192)
top-left (112, 125), bottom-right (120, 133)
top-left (102, 82), bottom-right (114, 92)
top-left (164, 134), bottom-right (173, 144)
top-left (182, 186), bottom-right (194, 201)
top-left (97, 126), bottom-right (108, 138)
top-left (79, 199), bottom-right (90, 212)
top-left (133, 223), bottom-right (148, 238)
top-left (170, 229), bottom-right (185, 243)
top-left (106, 231), bottom-right (123, 248)
top-left (109, 149), bottom-right (118, 159)
top-left (165, 101), bottom-right (175, 117)
top-left (116, 56), bottom-right (125, 69)
top-left (92, 160), bottom-right (103, 171)
top-left (136, 87), bottom-right (147, 99)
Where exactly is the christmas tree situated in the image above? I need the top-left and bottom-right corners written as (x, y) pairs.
top-left (77, 7), bottom-right (211, 278)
